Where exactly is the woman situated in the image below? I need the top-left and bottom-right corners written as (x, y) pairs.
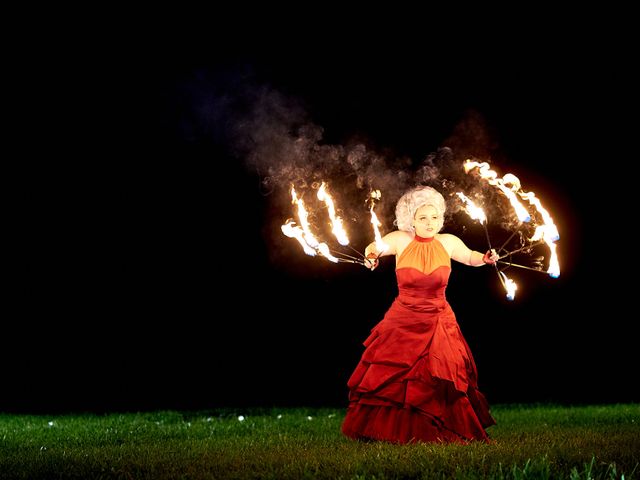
top-left (341, 186), bottom-right (498, 444)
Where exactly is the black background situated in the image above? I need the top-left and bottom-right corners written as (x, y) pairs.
top-left (7, 25), bottom-right (636, 413)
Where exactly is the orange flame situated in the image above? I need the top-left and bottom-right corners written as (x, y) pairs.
top-left (290, 186), bottom-right (320, 249)
top-left (369, 190), bottom-right (389, 254)
top-left (282, 186), bottom-right (339, 263)
top-left (464, 161), bottom-right (531, 223)
top-left (317, 182), bottom-right (350, 246)
top-left (455, 192), bottom-right (487, 224)
top-left (281, 220), bottom-right (316, 256)
top-left (519, 191), bottom-right (560, 278)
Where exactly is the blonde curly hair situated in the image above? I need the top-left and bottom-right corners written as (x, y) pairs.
top-left (395, 186), bottom-right (446, 233)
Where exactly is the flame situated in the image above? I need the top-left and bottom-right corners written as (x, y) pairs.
top-left (290, 186), bottom-right (320, 249)
top-left (369, 190), bottom-right (389, 254)
top-left (455, 192), bottom-right (487, 224)
top-left (316, 243), bottom-right (339, 263)
top-left (499, 271), bottom-right (518, 301)
top-left (283, 186), bottom-right (338, 263)
top-left (519, 191), bottom-right (560, 277)
top-left (464, 160), bottom-right (531, 223)
top-left (281, 220), bottom-right (316, 256)
top-left (317, 182), bottom-right (350, 246)
top-left (281, 185), bottom-right (390, 264)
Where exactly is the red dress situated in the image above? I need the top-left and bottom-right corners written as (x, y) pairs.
top-left (342, 235), bottom-right (495, 443)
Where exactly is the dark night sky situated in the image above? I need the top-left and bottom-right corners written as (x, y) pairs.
top-left (8, 30), bottom-right (636, 412)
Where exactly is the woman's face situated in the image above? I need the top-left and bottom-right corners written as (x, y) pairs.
top-left (413, 204), bottom-right (442, 237)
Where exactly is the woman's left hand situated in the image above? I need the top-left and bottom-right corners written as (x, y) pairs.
top-left (482, 249), bottom-right (499, 265)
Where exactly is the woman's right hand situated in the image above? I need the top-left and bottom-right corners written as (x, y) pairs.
top-left (365, 253), bottom-right (379, 270)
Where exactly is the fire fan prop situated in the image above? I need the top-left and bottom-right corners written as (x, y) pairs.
top-left (281, 161), bottom-right (560, 301)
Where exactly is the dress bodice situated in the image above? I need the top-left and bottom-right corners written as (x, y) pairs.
top-left (396, 235), bottom-right (451, 306)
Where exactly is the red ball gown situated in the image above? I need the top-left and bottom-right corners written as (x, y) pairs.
top-left (342, 235), bottom-right (495, 443)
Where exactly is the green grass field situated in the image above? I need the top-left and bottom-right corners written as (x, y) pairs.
top-left (1, 403), bottom-right (638, 479)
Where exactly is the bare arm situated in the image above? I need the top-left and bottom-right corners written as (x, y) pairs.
top-left (363, 231), bottom-right (412, 269)
top-left (443, 234), bottom-right (498, 266)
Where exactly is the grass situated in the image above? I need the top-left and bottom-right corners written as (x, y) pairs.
top-left (0, 403), bottom-right (638, 479)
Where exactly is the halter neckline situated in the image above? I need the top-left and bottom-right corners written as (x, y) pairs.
top-left (414, 234), bottom-right (435, 243)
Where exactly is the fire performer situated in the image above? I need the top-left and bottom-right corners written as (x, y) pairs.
top-left (342, 186), bottom-right (498, 444)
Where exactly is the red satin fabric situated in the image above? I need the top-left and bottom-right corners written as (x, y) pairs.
top-left (342, 236), bottom-right (495, 443)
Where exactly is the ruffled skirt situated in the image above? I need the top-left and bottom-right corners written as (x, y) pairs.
top-left (342, 298), bottom-right (495, 444)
